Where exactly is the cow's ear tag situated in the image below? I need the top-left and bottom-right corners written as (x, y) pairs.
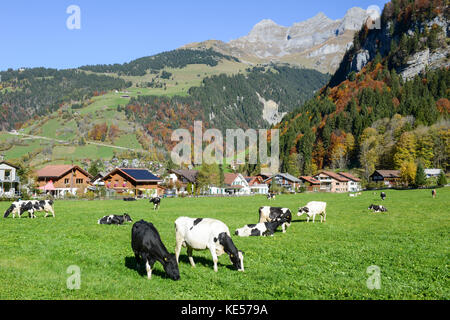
top-left (230, 254), bottom-right (233, 258)
top-left (164, 257), bottom-right (168, 261)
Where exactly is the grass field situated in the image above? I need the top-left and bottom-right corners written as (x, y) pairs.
top-left (0, 188), bottom-right (448, 300)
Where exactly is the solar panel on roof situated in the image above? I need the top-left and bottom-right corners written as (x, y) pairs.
top-left (121, 169), bottom-right (160, 181)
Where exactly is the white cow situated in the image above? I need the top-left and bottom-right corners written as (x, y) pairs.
top-left (174, 217), bottom-right (244, 272)
top-left (297, 201), bottom-right (327, 223)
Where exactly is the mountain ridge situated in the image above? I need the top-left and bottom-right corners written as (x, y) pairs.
top-left (183, 7), bottom-right (371, 74)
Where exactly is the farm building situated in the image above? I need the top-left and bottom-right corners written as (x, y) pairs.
top-left (0, 161), bottom-right (21, 197)
top-left (35, 165), bottom-right (93, 197)
top-left (370, 170), bottom-right (401, 187)
top-left (102, 168), bottom-right (162, 197)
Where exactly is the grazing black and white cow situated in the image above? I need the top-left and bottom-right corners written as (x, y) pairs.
top-left (368, 204), bottom-right (388, 212)
top-left (174, 217), bottom-right (244, 272)
top-left (258, 206), bottom-right (292, 233)
top-left (3, 200), bottom-right (55, 219)
top-left (98, 213), bottom-right (133, 225)
top-left (123, 197), bottom-right (137, 201)
top-left (131, 220), bottom-right (180, 280)
top-left (267, 193), bottom-right (276, 200)
top-left (380, 192), bottom-right (386, 201)
top-left (235, 220), bottom-right (283, 237)
top-left (3, 201), bottom-right (32, 218)
top-left (32, 200), bottom-right (55, 218)
top-left (149, 196), bottom-right (161, 210)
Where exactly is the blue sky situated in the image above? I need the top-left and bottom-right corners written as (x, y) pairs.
top-left (0, 0), bottom-right (390, 71)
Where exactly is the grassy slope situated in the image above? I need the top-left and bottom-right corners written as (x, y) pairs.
top-left (1, 60), bottom-right (248, 164)
top-left (0, 188), bottom-right (448, 300)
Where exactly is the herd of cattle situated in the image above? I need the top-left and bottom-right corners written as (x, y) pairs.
top-left (3, 193), bottom-right (390, 281)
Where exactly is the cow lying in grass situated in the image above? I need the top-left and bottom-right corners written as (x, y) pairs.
top-left (297, 201), bottom-right (327, 223)
top-left (174, 217), bottom-right (244, 272)
top-left (258, 206), bottom-right (292, 233)
top-left (132, 220), bottom-right (180, 280)
top-left (368, 204), bottom-right (388, 213)
top-left (235, 220), bottom-right (283, 237)
top-left (3, 200), bottom-right (55, 219)
top-left (98, 214), bottom-right (133, 225)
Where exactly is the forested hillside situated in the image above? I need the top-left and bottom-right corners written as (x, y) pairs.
top-left (79, 48), bottom-right (239, 76)
top-left (277, 0), bottom-right (450, 182)
top-left (124, 65), bottom-right (330, 144)
top-left (0, 68), bottom-right (130, 131)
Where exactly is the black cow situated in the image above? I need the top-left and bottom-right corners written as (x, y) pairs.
top-left (123, 197), bottom-right (137, 201)
top-left (380, 192), bottom-right (386, 201)
top-left (368, 204), bottom-right (388, 212)
top-left (131, 220), bottom-right (180, 280)
top-left (98, 214), bottom-right (133, 225)
top-left (149, 197), bottom-right (161, 210)
top-left (235, 220), bottom-right (283, 237)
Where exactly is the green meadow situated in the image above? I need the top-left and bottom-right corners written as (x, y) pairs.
top-left (0, 188), bottom-right (448, 300)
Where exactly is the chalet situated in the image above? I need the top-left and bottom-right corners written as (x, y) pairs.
top-left (245, 176), bottom-right (269, 195)
top-left (36, 165), bottom-right (93, 197)
top-left (223, 173), bottom-right (250, 195)
top-left (313, 171), bottom-right (349, 193)
top-left (168, 169), bottom-right (199, 194)
top-left (298, 176), bottom-right (320, 192)
top-left (370, 170), bottom-right (401, 187)
top-left (0, 161), bottom-right (21, 197)
top-left (264, 173), bottom-right (301, 192)
top-left (337, 172), bottom-right (362, 192)
top-left (103, 168), bottom-right (162, 197)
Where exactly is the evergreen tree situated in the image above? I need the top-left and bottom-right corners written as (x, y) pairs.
top-left (414, 162), bottom-right (427, 188)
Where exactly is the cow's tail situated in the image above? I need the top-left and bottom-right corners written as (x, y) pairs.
top-left (3, 205), bottom-right (14, 218)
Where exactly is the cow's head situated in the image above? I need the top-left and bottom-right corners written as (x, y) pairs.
top-left (230, 250), bottom-right (244, 272)
top-left (123, 213), bottom-right (133, 222)
top-left (297, 206), bottom-right (309, 216)
top-left (368, 204), bottom-right (375, 210)
top-left (3, 203), bottom-right (17, 218)
top-left (162, 254), bottom-right (180, 281)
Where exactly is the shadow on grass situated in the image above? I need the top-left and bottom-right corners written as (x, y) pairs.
top-left (178, 253), bottom-right (238, 271)
top-left (124, 256), bottom-right (168, 279)
top-left (291, 219), bottom-right (308, 224)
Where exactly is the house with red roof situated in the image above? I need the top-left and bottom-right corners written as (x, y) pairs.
top-left (313, 171), bottom-right (350, 193)
top-left (221, 173), bottom-right (251, 195)
top-left (35, 164), bottom-right (93, 197)
top-left (337, 172), bottom-right (362, 192)
top-left (298, 176), bottom-right (320, 192)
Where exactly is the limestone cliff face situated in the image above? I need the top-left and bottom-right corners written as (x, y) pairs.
top-left (183, 8), bottom-right (371, 74)
top-left (329, 10), bottom-right (449, 87)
